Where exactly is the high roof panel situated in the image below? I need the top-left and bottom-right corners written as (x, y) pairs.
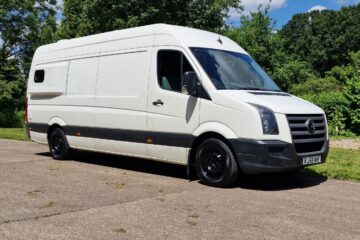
top-left (35, 24), bottom-right (247, 56)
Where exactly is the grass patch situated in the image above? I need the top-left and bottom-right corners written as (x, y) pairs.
top-left (0, 128), bottom-right (29, 141)
top-left (27, 189), bottom-right (45, 198)
top-left (106, 182), bottom-right (126, 190)
top-left (330, 136), bottom-right (360, 140)
top-left (0, 128), bottom-right (358, 181)
top-left (39, 201), bottom-right (56, 209)
top-left (188, 213), bottom-right (200, 219)
top-left (113, 228), bottom-right (127, 233)
top-left (302, 148), bottom-right (360, 181)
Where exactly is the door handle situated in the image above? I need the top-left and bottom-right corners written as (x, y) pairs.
top-left (152, 99), bottom-right (164, 106)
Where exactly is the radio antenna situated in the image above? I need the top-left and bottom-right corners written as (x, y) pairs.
top-left (217, 35), bottom-right (223, 44)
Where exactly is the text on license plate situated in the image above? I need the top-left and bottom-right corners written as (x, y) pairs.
top-left (303, 155), bottom-right (321, 165)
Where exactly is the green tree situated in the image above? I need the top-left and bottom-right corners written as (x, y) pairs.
top-left (0, 46), bottom-right (25, 127)
top-left (280, 4), bottom-right (360, 75)
top-left (344, 76), bottom-right (360, 134)
top-left (289, 77), bottom-right (340, 96)
top-left (225, 4), bottom-right (285, 73)
top-left (0, 0), bottom-right (58, 75)
top-left (344, 51), bottom-right (360, 135)
top-left (272, 60), bottom-right (316, 91)
top-left (57, 0), bottom-right (242, 38)
top-left (0, 48), bottom-right (24, 109)
top-left (0, 0), bottom-right (57, 127)
top-left (325, 65), bottom-right (356, 85)
top-left (350, 51), bottom-right (360, 72)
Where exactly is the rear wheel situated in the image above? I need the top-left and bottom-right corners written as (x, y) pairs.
top-left (195, 138), bottom-right (239, 187)
top-left (48, 128), bottom-right (71, 160)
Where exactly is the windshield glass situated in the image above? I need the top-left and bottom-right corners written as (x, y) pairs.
top-left (190, 47), bottom-right (281, 91)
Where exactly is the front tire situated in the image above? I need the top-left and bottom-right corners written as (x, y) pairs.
top-left (195, 138), bottom-right (239, 187)
top-left (49, 128), bottom-right (71, 160)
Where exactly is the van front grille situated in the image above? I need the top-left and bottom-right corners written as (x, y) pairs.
top-left (286, 114), bottom-right (326, 154)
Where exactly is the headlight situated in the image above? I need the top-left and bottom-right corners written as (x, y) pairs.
top-left (250, 104), bottom-right (279, 135)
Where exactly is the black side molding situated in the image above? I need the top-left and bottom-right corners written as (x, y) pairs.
top-left (28, 123), bottom-right (195, 148)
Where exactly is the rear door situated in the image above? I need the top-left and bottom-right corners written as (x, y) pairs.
top-left (147, 47), bottom-right (201, 164)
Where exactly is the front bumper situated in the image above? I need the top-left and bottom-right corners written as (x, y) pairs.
top-left (229, 139), bottom-right (329, 174)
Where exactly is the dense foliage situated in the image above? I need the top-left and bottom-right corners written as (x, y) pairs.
top-left (225, 5), bottom-right (284, 73)
top-left (0, 0), bottom-right (359, 136)
top-left (280, 4), bottom-right (360, 75)
top-left (0, 0), bottom-right (57, 127)
top-left (226, 4), bottom-right (360, 136)
top-left (57, 0), bottom-right (241, 38)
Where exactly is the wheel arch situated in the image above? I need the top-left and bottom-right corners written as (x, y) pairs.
top-left (47, 117), bottom-right (66, 141)
top-left (48, 117), bottom-right (66, 127)
top-left (187, 123), bottom-right (238, 178)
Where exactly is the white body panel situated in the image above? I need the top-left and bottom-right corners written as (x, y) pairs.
top-left (93, 49), bottom-right (151, 157)
top-left (26, 24), bottom-right (327, 167)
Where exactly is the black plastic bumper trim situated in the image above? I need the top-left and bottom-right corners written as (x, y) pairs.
top-left (228, 138), bottom-right (329, 174)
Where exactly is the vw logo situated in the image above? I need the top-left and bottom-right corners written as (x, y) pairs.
top-left (305, 119), bottom-right (316, 133)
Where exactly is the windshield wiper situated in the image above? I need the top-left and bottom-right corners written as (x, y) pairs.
top-left (236, 87), bottom-right (283, 92)
top-left (236, 87), bottom-right (267, 91)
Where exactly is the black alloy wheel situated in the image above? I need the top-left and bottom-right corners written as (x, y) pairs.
top-left (196, 138), bottom-right (239, 187)
top-left (49, 128), bottom-right (71, 160)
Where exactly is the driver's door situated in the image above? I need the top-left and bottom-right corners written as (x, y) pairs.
top-left (146, 47), bottom-right (201, 164)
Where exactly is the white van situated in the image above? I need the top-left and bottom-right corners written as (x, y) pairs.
top-left (26, 24), bottom-right (328, 187)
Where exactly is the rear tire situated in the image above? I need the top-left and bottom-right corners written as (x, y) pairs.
top-left (195, 138), bottom-right (239, 187)
top-left (48, 128), bottom-right (71, 160)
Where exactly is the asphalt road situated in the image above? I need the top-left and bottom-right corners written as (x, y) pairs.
top-left (0, 139), bottom-right (359, 240)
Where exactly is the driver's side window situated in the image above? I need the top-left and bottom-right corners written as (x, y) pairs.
top-left (157, 50), bottom-right (194, 93)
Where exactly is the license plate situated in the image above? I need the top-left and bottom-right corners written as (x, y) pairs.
top-left (303, 155), bottom-right (322, 166)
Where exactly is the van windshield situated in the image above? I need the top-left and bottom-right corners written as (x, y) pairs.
top-left (190, 47), bottom-right (281, 91)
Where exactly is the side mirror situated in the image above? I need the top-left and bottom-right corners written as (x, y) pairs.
top-left (182, 71), bottom-right (199, 97)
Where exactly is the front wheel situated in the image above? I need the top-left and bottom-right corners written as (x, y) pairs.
top-left (49, 128), bottom-right (71, 160)
top-left (195, 138), bottom-right (239, 187)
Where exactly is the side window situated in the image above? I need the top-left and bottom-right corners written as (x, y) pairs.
top-left (34, 70), bottom-right (45, 83)
top-left (157, 50), bottom-right (195, 93)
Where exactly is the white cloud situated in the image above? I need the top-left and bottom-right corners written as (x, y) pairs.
top-left (227, 0), bottom-right (287, 25)
top-left (57, 0), bottom-right (63, 9)
top-left (56, 0), bottom-right (64, 24)
top-left (241, 0), bottom-right (287, 14)
top-left (308, 5), bottom-right (327, 12)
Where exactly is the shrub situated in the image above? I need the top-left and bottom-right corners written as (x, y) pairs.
top-left (344, 76), bottom-right (360, 134)
top-left (290, 76), bottom-right (341, 96)
top-left (272, 60), bottom-right (316, 91)
top-left (0, 110), bottom-right (25, 128)
top-left (301, 92), bottom-right (354, 136)
top-left (350, 51), bottom-right (360, 72)
top-left (325, 65), bottom-right (357, 84)
top-left (16, 111), bottom-right (26, 128)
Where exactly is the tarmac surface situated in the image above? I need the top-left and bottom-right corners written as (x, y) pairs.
top-left (0, 139), bottom-right (359, 240)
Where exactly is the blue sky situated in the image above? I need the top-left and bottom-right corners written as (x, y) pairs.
top-left (53, 0), bottom-right (360, 29)
top-left (20, 0), bottom-right (360, 30)
top-left (228, 0), bottom-right (360, 29)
